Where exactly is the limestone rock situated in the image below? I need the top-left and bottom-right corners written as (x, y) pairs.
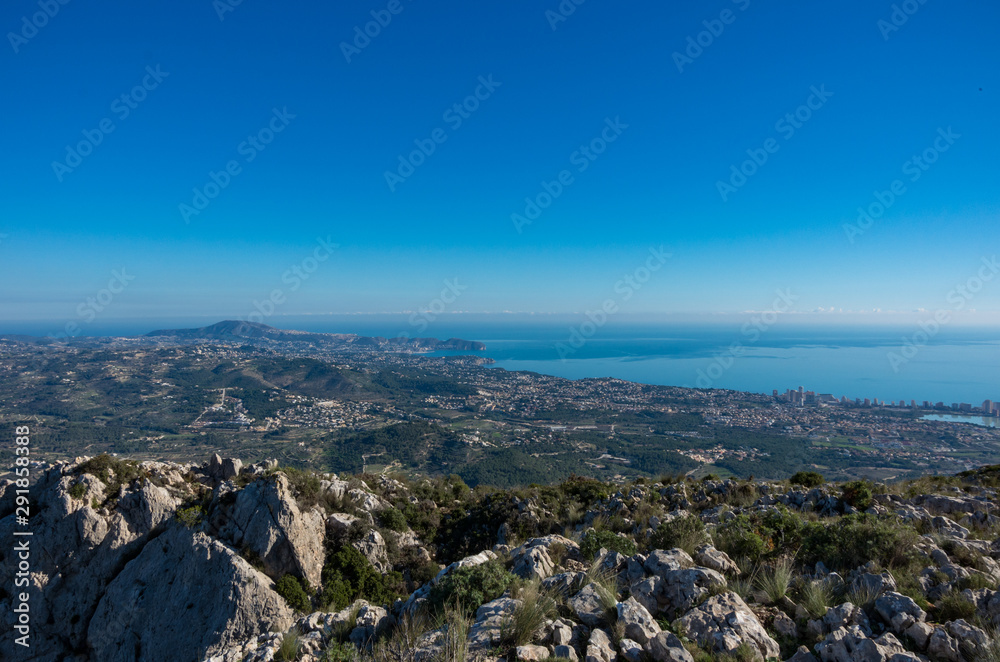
top-left (647, 631), bottom-right (695, 662)
top-left (585, 628), bottom-right (615, 662)
top-left (88, 527), bottom-right (292, 662)
top-left (616, 597), bottom-right (661, 645)
top-left (571, 583), bottom-right (612, 628)
top-left (517, 644), bottom-right (552, 661)
top-left (618, 638), bottom-right (645, 662)
top-left (873, 592), bottom-right (925, 633)
top-left (219, 475), bottom-right (326, 588)
top-left (694, 544), bottom-right (739, 574)
top-left (352, 529), bottom-right (390, 573)
top-left (644, 548), bottom-right (695, 577)
top-left (676, 591), bottom-right (780, 661)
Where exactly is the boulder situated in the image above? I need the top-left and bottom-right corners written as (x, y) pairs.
top-left (873, 592), bottom-right (925, 633)
top-left (814, 626), bottom-right (911, 662)
top-left (644, 549), bottom-right (695, 577)
top-left (675, 592), bottom-right (780, 661)
top-left (617, 597), bottom-right (661, 645)
top-left (618, 638), bottom-right (645, 662)
top-left (571, 583), bottom-right (612, 628)
top-left (647, 631), bottom-right (695, 662)
top-left (88, 527), bottom-right (293, 662)
top-left (585, 628), bottom-right (615, 662)
top-left (554, 644), bottom-right (579, 660)
top-left (926, 627), bottom-right (962, 662)
top-left (468, 597), bottom-right (520, 650)
top-left (694, 544), bottom-right (739, 574)
top-left (631, 576), bottom-right (667, 616)
top-left (517, 644), bottom-right (552, 661)
top-left (660, 567), bottom-right (727, 616)
top-left (512, 545), bottom-right (556, 581)
top-left (352, 529), bottom-right (390, 573)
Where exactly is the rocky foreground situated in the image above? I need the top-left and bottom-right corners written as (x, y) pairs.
top-left (4, 459), bottom-right (1000, 662)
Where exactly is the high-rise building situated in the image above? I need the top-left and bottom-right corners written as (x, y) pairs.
top-left (985, 400), bottom-right (994, 414)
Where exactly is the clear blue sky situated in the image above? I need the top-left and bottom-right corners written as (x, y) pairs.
top-left (1, 0), bottom-right (998, 328)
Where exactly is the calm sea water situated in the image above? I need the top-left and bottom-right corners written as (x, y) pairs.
top-left (6, 315), bottom-right (999, 405)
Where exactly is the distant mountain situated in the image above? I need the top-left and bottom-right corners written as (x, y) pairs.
top-left (145, 320), bottom-right (486, 352)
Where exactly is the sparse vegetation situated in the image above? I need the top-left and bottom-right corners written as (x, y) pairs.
top-left (579, 529), bottom-right (637, 560)
top-left (649, 513), bottom-right (709, 554)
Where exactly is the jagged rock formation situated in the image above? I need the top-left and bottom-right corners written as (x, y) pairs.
top-left (8, 460), bottom-right (1000, 661)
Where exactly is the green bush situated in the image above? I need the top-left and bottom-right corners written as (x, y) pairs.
top-left (559, 475), bottom-right (610, 507)
top-left (790, 471), bottom-right (824, 488)
top-left (76, 454), bottom-right (142, 501)
top-left (322, 546), bottom-right (402, 611)
top-left (580, 529), bottom-right (638, 560)
top-left (935, 591), bottom-right (977, 622)
top-left (378, 507), bottom-right (408, 533)
top-left (799, 514), bottom-right (918, 572)
top-left (841, 480), bottom-right (874, 511)
top-left (429, 559), bottom-right (516, 617)
top-left (176, 505), bottom-right (205, 529)
top-left (68, 482), bottom-right (87, 500)
top-left (714, 515), bottom-right (767, 562)
top-left (276, 574), bottom-right (312, 612)
top-left (649, 514), bottom-right (709, 554)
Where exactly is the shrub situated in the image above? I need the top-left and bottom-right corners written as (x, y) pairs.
top-left (935, 591), bottom-right (977, 622)
top-left (790, 471), bottom-right (824, 488)
top-left (378, 507), bottom-right (408, 533)
top-left (276, 575), bottom-right (312, 612)
top-left (649, 514), bottom-right (709, 555)
top-left (580, 529), bottom-right (638, 560)
top-left (429, 559), bottom-right (516, 618)
top-left (176, 505), bottom-right (205, 529)
top-left (68, 482), bottom-right (87, 500)
top-left (799, 514), bottom-right (917, 572)
top-left (76, 454), bottom-right (142, 501)
top-left (322, 546), bottom-right (402, 611)
top-left (841, 480), bottom-right (874, 511)
top-left (559, 475), bottom-right (611, 507)
top-left (715, 516), bottom-right (767, 563)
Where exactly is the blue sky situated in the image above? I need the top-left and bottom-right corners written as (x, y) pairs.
top-left (1, 0), bottom-right (998, 329)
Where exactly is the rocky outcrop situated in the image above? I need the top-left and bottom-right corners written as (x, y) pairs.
top-left (88, 527), bottom-right (292, 662)
top-left (217, 475), bottom-right (326, 588)
top-left (675, 592), bottom-right (780, 661)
